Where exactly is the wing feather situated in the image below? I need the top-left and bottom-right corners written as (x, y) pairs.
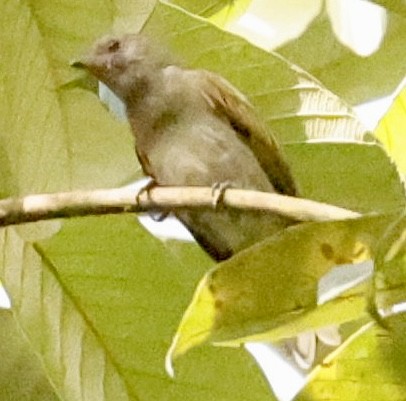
top-left (196, 70), bottom-right (298, 196)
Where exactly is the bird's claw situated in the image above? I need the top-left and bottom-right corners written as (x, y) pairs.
top-left (136, 179), bottom-right (168, 222)
top-left (211, 181), bottom-right (232, 209)
top-left (136, 179), bottom-right (156, 203)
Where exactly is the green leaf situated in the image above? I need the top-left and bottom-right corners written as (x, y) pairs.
top-left (170, 0), bottom-right (251, 27)
top-left (368, 0), bottom-right (406, 17)
top-left (372, 212), bottom-right (406, 353)
top-left (141, 1), bottom-right (366, 142)
top-left (23, 1), bottom-right (114, 87)
top-left (168, 1), bottom-right (406, 105)
top-left (0, 0), bottom-right (138, 198)
top-left (0, 215), bottom-right (275, 401)
top-left (373, 212), bottom-right (406, 313)
top-left (276, 6), bottom-right (406, 104)
top-left (295, 323), bottom-right (406, 401)
top-left (0, 226), bottom-right (130, 400)
top-left (217, 279), bottom-right (371, 347)
top-left (111, 0), bottom-right (157, 33)
top-left (167, 214), bottom-right (396, 363)
top-left (0, 309), bottom-right (58, 401)
top-left (285, 142), bottom-right (405, 213)
top-left (169, 0), bottom-right (239, 17)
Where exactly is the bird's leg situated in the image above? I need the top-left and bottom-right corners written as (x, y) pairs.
top-left (211, 181), bottom-right (232, 210)
top-left (136, 179), bottom-right (169, 222)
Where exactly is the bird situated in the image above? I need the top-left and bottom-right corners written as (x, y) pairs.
top-left (72, 33), bottom-right (298, 260)
top-left (72, 33), bottom-right (340, 367)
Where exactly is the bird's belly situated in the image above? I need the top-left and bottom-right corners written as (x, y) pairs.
top-left (177, 208), bottom-right (292, 260)
top-left (147, 123), bottom-right (273, 191)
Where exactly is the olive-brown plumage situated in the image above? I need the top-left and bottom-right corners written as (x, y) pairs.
top-left (75, 34), bottom-right (298, 260)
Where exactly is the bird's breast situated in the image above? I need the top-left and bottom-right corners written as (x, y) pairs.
top-left (142, 117), bottom-right (273, 192)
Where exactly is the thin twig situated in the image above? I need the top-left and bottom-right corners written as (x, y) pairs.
top-left (0, 186), bottom-right (361, 227)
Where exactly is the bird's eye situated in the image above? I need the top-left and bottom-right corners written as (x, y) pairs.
top-left (107, 40), bottom-right (120, 52)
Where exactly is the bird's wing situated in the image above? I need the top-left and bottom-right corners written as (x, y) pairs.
top-left (196, 69), bottom-right (298, 197)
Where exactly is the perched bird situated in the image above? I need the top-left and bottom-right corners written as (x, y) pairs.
top-left (73, 34), bottom-right (297, 260)
top-left (73, 34), bottom-right (340, 367)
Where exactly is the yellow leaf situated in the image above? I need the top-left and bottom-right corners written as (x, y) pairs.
top-left (375, 82), bottom-right (406, 174)
top-left (167, 214), bottom-right (397, 370)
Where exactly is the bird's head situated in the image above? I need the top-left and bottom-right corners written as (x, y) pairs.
top-left (72, 34), bottom-right (165, 101)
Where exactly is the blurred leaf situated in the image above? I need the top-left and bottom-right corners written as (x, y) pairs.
top-left (169, 1), bottom-right (405, 105)
top-left (0, 0), bottom-right (138, 197)
top-left (0, 0), bottom-right (69, 195)
top-left (277, 8), bottom-right (406, 105)
top-left (169, 0), bottom-right (238, 17)
top-left (26, 0), bottom-right (153, 85)
top-left (368, 0), bottom-right (406, 17)
top-left (112, 0), bottom-right (156, 33)
top-left (167, 214), bottom-right (396, 363)
top-left (0, 309), bottom-right (58, 401)
top-left (24, 1), bottom-right (114, 86)
top-left (0, 225), bottom-right (129, 401)
top-left (326, 0), bottom-right (387, 57)
top-left (285, 142), bottom-right (405, 213)
top-left (170, 0), bottom-right (251, 27)
top-left (295, 212), bottom-right (406, 399)
top-left (374, 82), bottom-right (406, 174)
top-left (0, 215), bottom-right (275, 401)
top-left (295, 323), bottom-right (406, 401)
top-left (141, 1), bottom-right (366, 142)
top-left (226, 0), bottom-right (323, 50)
top-left (208, 0), bottom-right (251, 27)
top-left (373, 212), bottom-right (406, 313)
top-left (372, 212), bottom-right (406, 353)
top-left (218, 279), bottom-right (371, 346)
top-left (57, 88), bottom-right (139, 188)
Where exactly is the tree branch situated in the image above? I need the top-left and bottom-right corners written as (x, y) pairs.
top-left (0, 186), bottom-right (361, 227)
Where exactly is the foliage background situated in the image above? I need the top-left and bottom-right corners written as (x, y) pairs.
top-left (0, 1), bottom-right (405, 401)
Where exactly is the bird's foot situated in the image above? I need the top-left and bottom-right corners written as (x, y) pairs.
top-left (135, 178), bottom-right (157, 203)
top-left (211, 181), bottom-right (232, 210)
top-left (136, 179), bottom-right (168, 222)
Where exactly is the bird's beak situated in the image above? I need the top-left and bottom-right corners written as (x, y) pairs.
top-left (70, 58), bottom-right (89, 69)
top-left (70, 53), bottom-right (109, 83)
